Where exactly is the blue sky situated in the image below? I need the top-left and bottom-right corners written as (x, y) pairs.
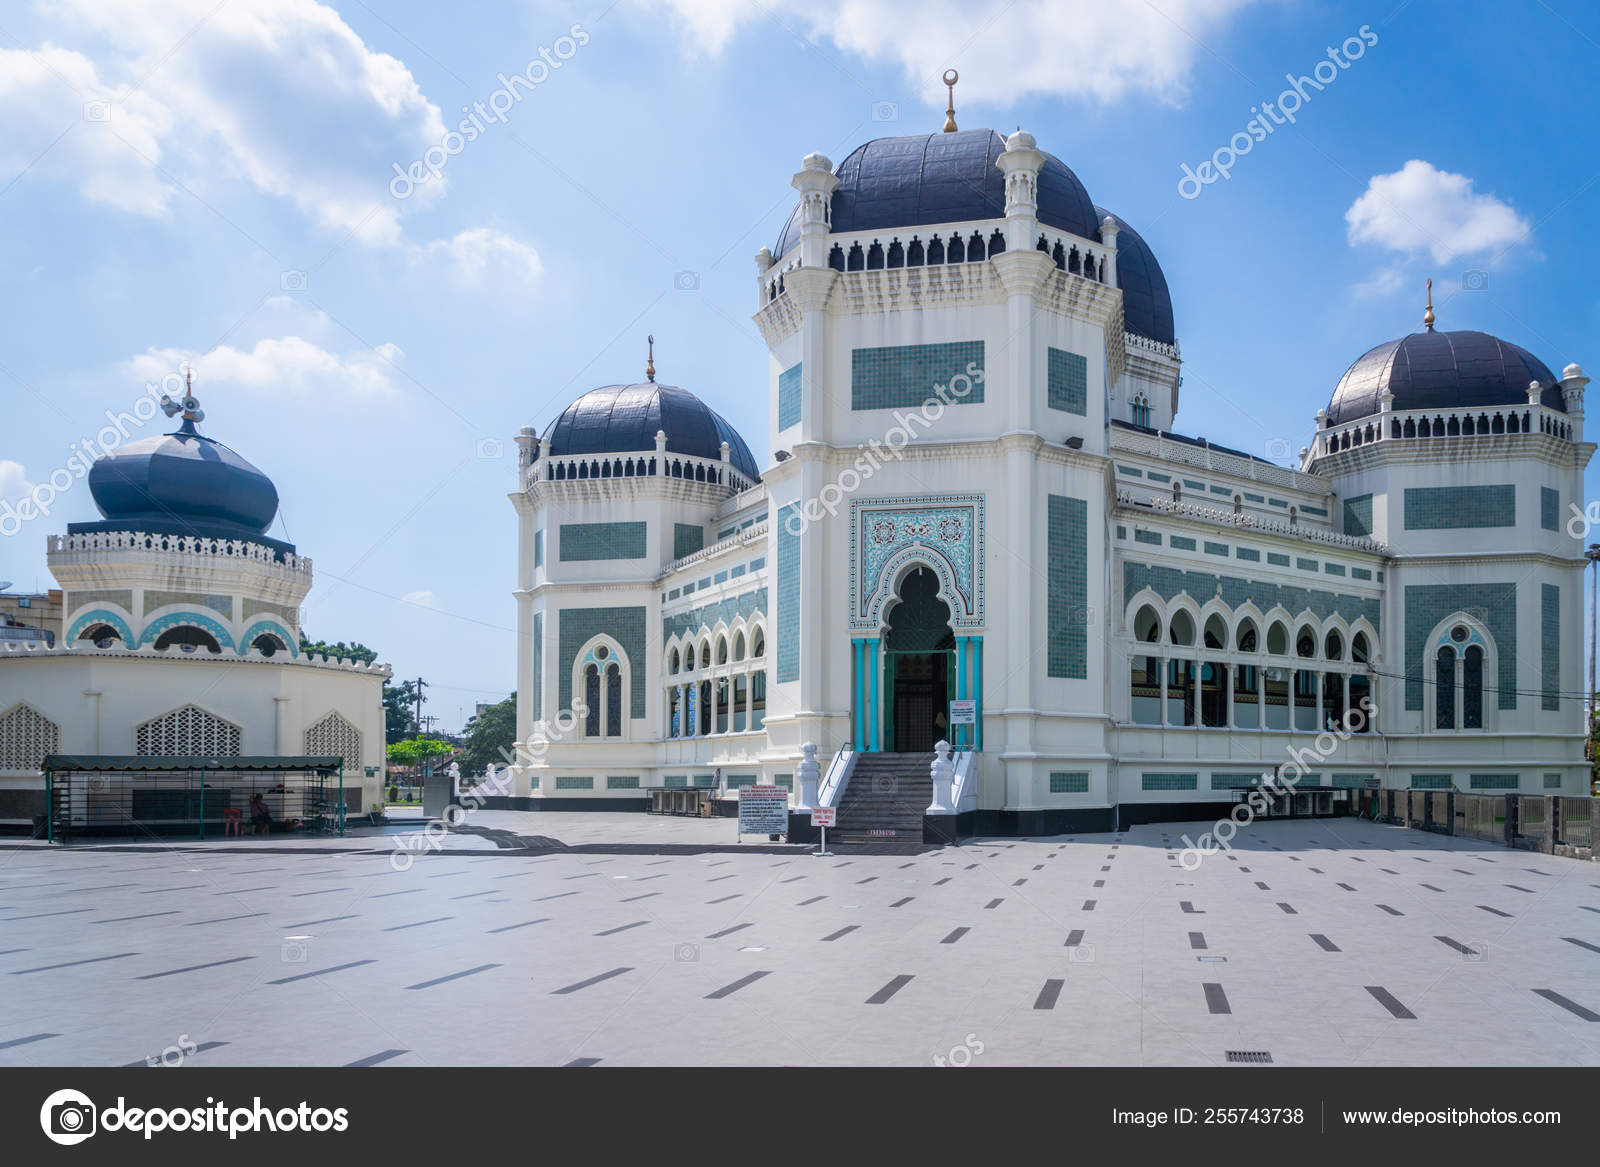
top-left (2, 0), bottom-right (1597, 730)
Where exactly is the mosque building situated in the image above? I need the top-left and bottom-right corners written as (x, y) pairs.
top-left (0, 382), bottom-right (389, 828)
top-left (506, 89), bottom-right (1591, 838)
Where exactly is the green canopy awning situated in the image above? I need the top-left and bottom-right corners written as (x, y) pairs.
top-left (42, 755), bottom-right (345, 774)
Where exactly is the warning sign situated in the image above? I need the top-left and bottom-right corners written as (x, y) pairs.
top-left (737, 785), bottom-right (788, 835)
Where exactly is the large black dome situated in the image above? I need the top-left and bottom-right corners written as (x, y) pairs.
top-left (1327, 329), bottom-right (1562, 426)
top-left (77, 424), bottom-right (282, 544)
top-left (542, 382), bottom-right (760, 480)
top-left (773, 129), bottom-right (1100, 258)
top-left (1094, 206), bottom-right (1175, 346)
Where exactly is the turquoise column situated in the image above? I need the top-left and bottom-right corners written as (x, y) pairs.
top-left (868, 639), bottom-right (881, 753)
top-left (954, 636), bottom-right (968, 749)
top-left (966, 633), bottom-right (979, 752)
top-left (852, 639), bottom-right (864, 748)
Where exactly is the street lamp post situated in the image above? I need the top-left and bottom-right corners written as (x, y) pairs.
top-left (1588, 545), bottom-right (1600, 761)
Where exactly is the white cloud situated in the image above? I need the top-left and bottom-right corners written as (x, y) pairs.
top-left (1345, 160), bottom-right (1531, 265)
top-left (0, 460), bottom-right (34, 505)
top-left (4, 0), bottom-right (448, 243)
top-left (125, 335), bottom-right (398, 397)
top-left (636, 0), bottom-right (1264, 105)
top-left (411, 227), bottom-right (543, 282)
top-left (1352, 259), bottom-right (1408, 300)
top-left (400, 590), bottom-right (437, 608)
top-left (0, 45), bottom-right (174, 216)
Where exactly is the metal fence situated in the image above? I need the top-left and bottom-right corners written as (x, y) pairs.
top-left (48, 765), bottom-right (345, 841)
top-left (1376, 790), bottom-right (1595, 858)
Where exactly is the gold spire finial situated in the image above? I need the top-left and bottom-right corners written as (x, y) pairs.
top-left (942, 69), bottom-right (959, 133)
top-left (1424, 277), bottom-right (1435, 331)
top-left (646, 334), bottom-right (655, 382)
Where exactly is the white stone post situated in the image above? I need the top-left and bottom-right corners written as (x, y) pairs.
top-left (997, 129), bottom-right (1044, 253)
top-left (795, 741), bottom-right (820, 811)
top-left (791, 153), bottom-right (838, 270)
top-left (1562, 363), bottom-right (1587, 438)
top-left (1099, 214), bottom-right (1119, 288)
top-left (927, 740), bottom-right (955, 813)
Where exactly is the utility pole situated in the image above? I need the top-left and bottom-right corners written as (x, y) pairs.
top-left (413, 677), bottom-right (428, 737)
top-left (1589, 547), bottom-right (1599, 762)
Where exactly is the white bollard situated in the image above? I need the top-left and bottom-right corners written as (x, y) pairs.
top-left (927, 740), bottom-right (955, 813)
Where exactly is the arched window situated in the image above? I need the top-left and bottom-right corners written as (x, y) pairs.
top-left (1236, 619), bottom-right (1259, 653)
top-left (79, 623), bottom-right (122, 648)
top-left (1132, 605), bottom-right (1161, 643)
top-left (1324, 630), bottom-right (1343, 661)
top-left (584, 664), bottom-right (601, 736)
top-left (1131, 394), bottom-right (1151, 428)
top-left (1168, 609), bottom-right (1195, 646)
top-left (576, 640), bottom-right (628, 739)
top-left (1296, 627), bottom-right (1316, 658)
top-left (1435, 645), bottom-right (1456, 730)
top-left (751, 628), bottom-right (765, 657)
top-left (668, 647), bottom-right (680, 675)
top-left (251, 632), bottom-right (287, 658)
top-left (1203, 614), bottom-right (1228, 650)
top-left (1266, 621), bottom-right (1288, 656)
top-left (716, 636), bottom-right (729, 665)
top-left (154, 625), bottom-right (222, 654)
top-left (733, 632), bottom-right (746, 662)
top-left (1462, 645), bottom-right (1483, 729)
top-left (605, 664), bottom-right (622, 737)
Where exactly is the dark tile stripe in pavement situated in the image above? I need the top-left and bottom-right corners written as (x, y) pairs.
top-left (1434, 936), bottom-right (1481, 955)
top-left (1203, 983), bottom-right (1231, 1014)
top-left (797, 896), bottom-right (825, 905)
top-left (941, 927), bottom-right (969, 944)
top-left (185, 912), bottom-right (268, 926)
top-left (1310, 934), bottom-right (1340, 952)
top-left (11, 952), bottom-right (138, 975)
top-left (1189, 932), bottom-right (1206, 950)
top-left (267, 959), bottom-right (377, 985)
top-left (346, 1049), bottom-right (408, 1067)
top-left (866, 975), bottom-right (914, 1004)
top-left (122, 1041), bottom-right (227, 1067)
top-left (621, 893), bottom-right (659, 903)
top-left (890, 897), bottom-right (914, 907)
top-left (141, 885), bottom-right (208, 895)
top-left (536, 891), bottom-right (581, 902)
top-left (1180, 902), bottom-right (1203, 914)
top-left (1336, 883), bottom-right (1356, 892)
top-left (564, 1057), bottom-right (602, 1067)
top-left (552, 967), bottom-right (632, 995)
top-left (707, 895), bottom-right (741, 905)
top-left (821, 926), bottom-right (858, 942)
top-left (385, 917), bottom-right (453, 931)
top-left (137, 956), bottom-right (256, 980)
top-left (93, 911), bottom-right (182, 924)
top-left (985, 899), bottom-right (1004, 909)
top-left (2, 908), bottom-right (94, 921)
top-left (449, 890), bottom-right (494, 900)
top-left (1421, 884), bottom-right (1445, 893)
top-left (1376, 904), bottom-right (1403, 916)
top-left (1277, 903), bottom-right (1297, 914)
top-left (1562, 937), bottom-right (1600, 954)
top-left (1366, 986), bottom-right (1416, 1019)
top-left (288, 888), bottom-right (351, 898)
top-left (1532, 990), bottom-right (1600, 1021)
top-left (370, 889), bottom-right (422, 899)
top-left (1034, 979), bottom-right (1064, 1010)
top-left (594, 921), bottom-right (648, 936)
top-left (706, 923), bottom-right (753, 939)
top-left (406, 963), bottom-right (501, 990)
top-left (284, 915), bottom-right (359, 928)
top-left (1064, 929), bottom-right (1085, 947)
top-left (934, 878), bottom-right (951, 886)
top-left (1477, 905), bottom-right (1512, 917)
top-left (486, 919), bottom-right (549, 934)
top-left (1505, 885), bottom-right (1536, 893)
top-left (705, 971), bottom-right (771, 999)
top-left (1082, 900), bottom-right (1097, 911)
top-left (0, 1033), bottom-right (58, 1050)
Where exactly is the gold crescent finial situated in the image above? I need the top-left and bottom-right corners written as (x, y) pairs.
top-left (646, 334), bottom-right (655, 382)
top-left (1424, 277), bottom-right (1435, 331)
top-left (942, 69), bottom-right (959, 133)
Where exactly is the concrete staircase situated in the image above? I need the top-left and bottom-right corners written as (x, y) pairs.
top-left (833, 752), bottom-right (933, 845)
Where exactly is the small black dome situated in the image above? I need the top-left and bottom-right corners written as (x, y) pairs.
top-left (543, 382), bottom-right (760, 480)
top-left (80, 425), bottom-right (281, 542)
top-left (1094, 206), bottom-right (1175, 346)
top-left (1327, 329), bottom-right (1562, 426)
top-left (774, 129), bottom-right (1099, 257)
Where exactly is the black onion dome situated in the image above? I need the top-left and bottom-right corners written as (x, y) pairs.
top-left (774, 129), bottom-right (1100, 257)
top-left (542, 382), bottom-right (760, 480)
top-left (1327, 329), bottom-right (1562, 426)
top-left (78, 424), bottom-right (281, 543)
top-left (1094, 206), bottom-right (1175, 346)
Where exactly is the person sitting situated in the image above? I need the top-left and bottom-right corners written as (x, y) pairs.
top-left (249, 793), bottom-right (273, 835)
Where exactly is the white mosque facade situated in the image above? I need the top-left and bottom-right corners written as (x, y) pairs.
top-left (507, 120), bottom-right (1593, 837)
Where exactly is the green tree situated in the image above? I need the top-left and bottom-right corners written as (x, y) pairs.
top-left (384, 679), bottom-right (421, 744)
top-left (459, 693), bottom-right (516, 775)
top-left (385, 736), bottom-right (454, 773)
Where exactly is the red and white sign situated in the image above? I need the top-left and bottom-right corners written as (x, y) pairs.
top-left (811, 806), bottom-right (836, 827)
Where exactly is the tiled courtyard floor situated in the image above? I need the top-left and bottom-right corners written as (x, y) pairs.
top-left (1, 815), bottom-right (1597, 1067)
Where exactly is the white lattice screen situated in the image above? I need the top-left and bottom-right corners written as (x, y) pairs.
top-left (135, 705), bottom-right (242, 756)
top-left (303, 711), bottom-right (361, 774)
top-left (0, 704), bottom-right (61, 771)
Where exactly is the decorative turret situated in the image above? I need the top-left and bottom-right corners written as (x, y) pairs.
top-left (789, 152), bottom-right (838, 269)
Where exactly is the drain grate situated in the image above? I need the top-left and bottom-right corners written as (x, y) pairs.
top-left (1225, 1050), bottom-right (1273, 1064)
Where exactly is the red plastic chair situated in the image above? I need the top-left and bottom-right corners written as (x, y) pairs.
top-left (222, 808), bottom-right (243, 838)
